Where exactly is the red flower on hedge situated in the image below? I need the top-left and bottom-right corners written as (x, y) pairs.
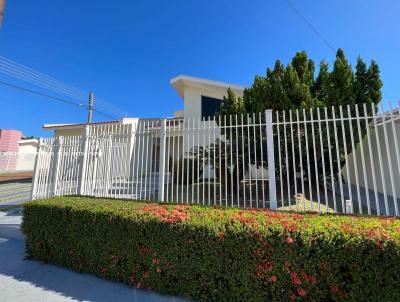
top-left (301, 272), bottom-right (317, 285)
top-left (290, 272), bottom-right (301, 285)
top-left (330, 284), bottom-right (339, 294)
top-left (217, 231), bottom-right (225, 238)
top-left (156, 266), bottom-right (162, 273)
top-left (138, 245), bottom-right (150, 255)
top-left (297, 287), bottom-right (307, 297)
top-left (290, 292), bottom-right (296, 300)
top-left (284, 261), bottom-right (291, 274)
top-left (152, 258), bottom-right (160, 265)
top-left (286, 237), bottom-right (294, 244)
top-left (136, 282), bottom-right (142, 289)
top-left (268, 275), bottom-right (278, 283)
top-left (375, 241), bottom-right (384, 251)
top-left (143, 271), bottom-right (150, 279)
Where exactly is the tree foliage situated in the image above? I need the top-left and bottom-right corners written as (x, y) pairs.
top-left (210, 49), bottom-right (383, 198)
top-left (221, 49), bottom-right (382, 115)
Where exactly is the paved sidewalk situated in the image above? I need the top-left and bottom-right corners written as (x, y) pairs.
top-left (0, 238), bottom-right (188, 302)
top-left (0, 208), bottom-right (188, 302)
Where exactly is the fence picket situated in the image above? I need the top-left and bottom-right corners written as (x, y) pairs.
top-left (30, 103), bottom-right (400, 217)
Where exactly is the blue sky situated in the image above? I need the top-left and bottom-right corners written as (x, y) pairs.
top-left (0, 0), bottom-right (399, 137)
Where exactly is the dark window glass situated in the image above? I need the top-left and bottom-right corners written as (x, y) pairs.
top-left (201, 96), bottom-right (223, 119)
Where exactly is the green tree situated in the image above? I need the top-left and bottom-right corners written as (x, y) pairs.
top-left (366, 60), bottom-right (383, 106)
top-left (199, 49), bottom-right (383, 202)
top-left (313, 61), bottom-right (330, 106)
top-left (328, 49), bottom-right (354, 107)
top-left (354, 56), bottom-right (369, 105)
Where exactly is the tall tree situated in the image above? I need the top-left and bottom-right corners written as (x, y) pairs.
top-left (328, 49), bottom-right (354, 107)
top-left (291, 50), bottom-right (315, 88)
top-left (366, 60), bottom-right (383, 106)
top-left (203, 49), bottom-right (383, 199)
top-left (313, 61), bottom-right (330, 106)
top-left (354, 56), bottom-right (369, 105)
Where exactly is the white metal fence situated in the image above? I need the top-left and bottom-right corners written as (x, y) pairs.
top-left (31, 103), bottom-right (400, 216)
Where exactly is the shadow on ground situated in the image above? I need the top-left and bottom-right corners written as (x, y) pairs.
top-left (0, 238), bottom-right (188, 302)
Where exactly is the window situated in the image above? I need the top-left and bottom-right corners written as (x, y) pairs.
top-left (201, 96), bottom-right (224, 120)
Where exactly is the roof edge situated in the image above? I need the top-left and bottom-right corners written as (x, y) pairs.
top-left (170, 75), bottom-right (246, 99)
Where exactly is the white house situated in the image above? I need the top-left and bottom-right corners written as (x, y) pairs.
top-left (42, 75), bottom-right (245, 198)
top-left (43, 75), bottom-right (244, 136)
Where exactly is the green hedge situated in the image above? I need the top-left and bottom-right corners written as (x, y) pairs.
top-left (23, 197), bottom-right (400, 301)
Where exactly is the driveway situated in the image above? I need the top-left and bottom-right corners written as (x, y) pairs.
top-left (0, 209), bottom-right (188, 302)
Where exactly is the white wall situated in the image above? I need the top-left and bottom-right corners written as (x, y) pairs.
top-left (343, 120), bottom-right (400, 200)
top-left (15, 141), bottom-right (38, 171)
top-left (183, 85), bottom-right (243, 119)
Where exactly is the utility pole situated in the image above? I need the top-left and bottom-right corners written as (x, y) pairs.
top-left (88, 92), bottom-right (94, 124)
top-left (0, 0), bottom-right (6, 27)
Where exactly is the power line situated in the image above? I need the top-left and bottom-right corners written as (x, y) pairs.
top-left (0, 79), bottom-right (117, 120)
top-left (0, 56), bottom-right (87, 98)
top-left (285, 0), bottom-right (336, 54)
top-left (0, 55), bottom-right (130, 118)
top-left (0, 64), bottom-right (85, 100)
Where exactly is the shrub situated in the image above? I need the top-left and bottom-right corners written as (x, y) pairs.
top-left (23, 197), bottom-right (400, 301)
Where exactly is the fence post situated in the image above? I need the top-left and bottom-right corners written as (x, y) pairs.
top-left (52, 136), bottom-right (63, 196)
top-left (78, 126), bottom-right (90, 195)
top-left (266, 110), bottom-right (277, 210)
top-left (30, 138), bottom-right (42, 201)
top-left (158, 119), bottom-right (167, 202)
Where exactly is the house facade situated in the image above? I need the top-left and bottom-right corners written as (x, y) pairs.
top-left (43, 75), bottom-right (244, 136)
top-left (41, 75), bottom-right (245, 198)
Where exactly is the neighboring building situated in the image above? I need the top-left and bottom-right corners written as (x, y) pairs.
top-left (0, 129), bottom-right (21, 152)
top-left (0, 130), bottom-right (38, 172)
top-left (0, 129), bottom-right (22, 171)
top-left (16, 139), bottom-right (39, 171)
top-left (43, 119), bottom-right (133, 137)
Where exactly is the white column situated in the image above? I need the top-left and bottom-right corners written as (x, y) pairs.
top-left (52, 136), bottom-right (63, 196)
top-left (266, 110), bottom-right (277, 210)
top-left (158, 119), bottom-right (167, 202)
top-left (78, 126), bottom-right (90, 195)
top-left (30, 138), bottom-right (42, 200)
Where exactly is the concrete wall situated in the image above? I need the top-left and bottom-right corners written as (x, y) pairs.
top-left (16, 140), bottom-right (38, 171)
top-left (343, 120), bottom-right (400, 199)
